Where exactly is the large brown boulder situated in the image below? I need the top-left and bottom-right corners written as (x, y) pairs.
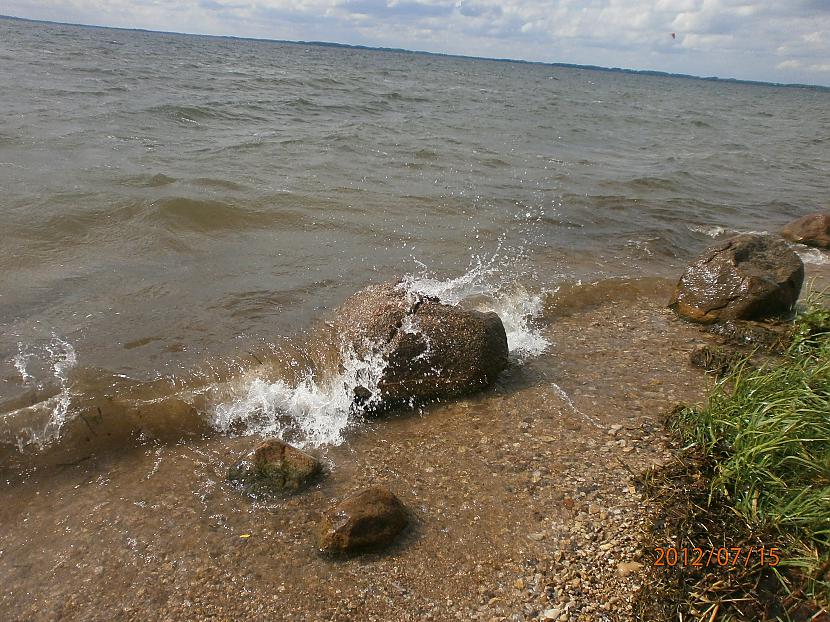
top-left (782, 212), bottom-right (830, 248)
top-left (228, 438), bottom-right (321, 497)
top-left (330, 280), bottom-right (508, 409)
top-left (670, 234), bottom-right (804, 324)
top-left (318, 486), bottom-right (408, 554)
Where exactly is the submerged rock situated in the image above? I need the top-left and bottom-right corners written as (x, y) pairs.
top-left (782, 212), bottom-right (830, 249)
top-left (689, 344), bottom-right (749, 376)
top-left (670, 234), bottom-right (803, 324)
top-left (228, 438), bottom-right (321, 497)
top-left (318, 486), bottom-right (408, 554)
top-left (708, 319), bottom-right (792, 353)
top-left (331, 280), bottom-right (508, 410)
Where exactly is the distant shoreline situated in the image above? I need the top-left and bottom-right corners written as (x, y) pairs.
top-left (3, 12), bottom-right (829, 92)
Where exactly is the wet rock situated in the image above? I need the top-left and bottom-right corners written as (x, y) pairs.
top-left (782, 212), bottom-right (830, 249)
top-left (708, 319), bottom-right (792, 353)
top-left (228, 438), bottom-right (321, 497)
top-left (331, 280), bottom-right (508, 410)
top-left (318, 486), bottom-right (408, 554)
top-left (670, 234), bottom-right (803, 323)
top-left (689, 344), bottom-right (748, 375)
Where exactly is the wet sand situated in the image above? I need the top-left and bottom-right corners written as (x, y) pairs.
top-left (0, 281), bottom-right (728, 622)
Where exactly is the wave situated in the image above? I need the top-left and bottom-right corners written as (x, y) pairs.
top-left (543, 276), bottom-right (674, 318)
top-left (210, 342), bottom-right (385, 448)
top-left (210, 259), bottom-right (552, 448)
top-left (1, 259), bottom-right (552, 464)
top-left (7, 336), bottom-right (77, 451)
top-left (399, 260), bottom-right (550, 361)
top-left (687, 224), bottom-right (771, 238)
top-left (144, 197), bottom-right (293, 233)
top-left (795, 247), bottom-right (830, 265)
top-left (119, 173), bottom-right (177, 188)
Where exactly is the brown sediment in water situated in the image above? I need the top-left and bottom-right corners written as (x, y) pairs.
top-left (0, 329), bottom-right (347, 469)
top-left (0, 283), bottom-right (726, 622)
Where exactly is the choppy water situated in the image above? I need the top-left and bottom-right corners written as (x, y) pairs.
top-left (1, 17), bottom-right (829, 459)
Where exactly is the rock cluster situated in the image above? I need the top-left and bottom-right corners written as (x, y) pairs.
top-left (228, 278), bottom-right (508, 554)
top-left (230, 439), bottom-right (409, 554)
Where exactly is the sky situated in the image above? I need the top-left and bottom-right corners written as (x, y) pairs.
top-left (5, 0), bottom-right (830, 86)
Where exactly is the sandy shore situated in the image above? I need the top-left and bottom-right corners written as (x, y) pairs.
top-left (0, 282), bottom-right (740, 621)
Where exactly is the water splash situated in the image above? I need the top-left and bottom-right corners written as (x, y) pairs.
top-left (12, 336), bottom-right (78, 450)
top-left (210, 341), bottom-right (389, 448)
top-left (689, 224), bottom-right (830, 265)
top-left (401, 254), bottom-right (551, 361)
top-left (211, 256), bottom-right (551, 448)
top-left (12, 343), bottom-right (33, 384)
top-left (795, 246), bottom-right (830, 265)
top-left (688, 224), bottom-right (727, 238)
top-left (687, 224), bottom-right (770, 238)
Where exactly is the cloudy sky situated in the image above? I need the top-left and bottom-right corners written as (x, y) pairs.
top-left (5, 0), bottom-right (830, 86)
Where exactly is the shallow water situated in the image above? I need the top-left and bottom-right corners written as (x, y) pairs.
top-left (1, 16), bottom-right (829, 458)
top-left (2, 19), bottom-right (830, 621)
top-left (0, 291), bottom-right (714, 621)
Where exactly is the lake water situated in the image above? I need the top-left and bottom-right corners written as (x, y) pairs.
top-left (1, 16), bottom-right (828, 460)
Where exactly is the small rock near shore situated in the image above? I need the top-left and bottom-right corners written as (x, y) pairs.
top-left (689, 344), bottom-right (748, 375)
top-left (670, 234), bottom-right (803, 323)
top-left (782, 212), bottom-right (830, 248)
top-left (708, 319), bottom-right (792, 352)
top-left (318, 486), bottom-right (408, 554)
top-left (228, 438), bottom-right (321, 497)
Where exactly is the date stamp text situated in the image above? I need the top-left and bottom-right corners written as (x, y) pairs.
top-left (653, 546), bottom-right (781, 567)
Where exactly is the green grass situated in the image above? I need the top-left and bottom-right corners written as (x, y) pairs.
top-left (647, 296), bottom-right (830, 621)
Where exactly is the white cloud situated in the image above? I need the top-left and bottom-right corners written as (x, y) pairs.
top-left (4, 0), bottom-right (830, 85)
top-left (777, 59), bottom-right (802, 70)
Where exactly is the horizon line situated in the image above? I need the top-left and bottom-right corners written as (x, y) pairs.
top-left (2, 13), bottom-right (829, 91)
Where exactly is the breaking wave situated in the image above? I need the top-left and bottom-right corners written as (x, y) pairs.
top-left (687, 224), bottom-right (771, 238)
top-left (210, 342), bottom-right (388, 448)
top-left (3, 259), bottom-right (551, 458)
top-left (795, 246), bottom-right (830, 265)
top-left (210, 257), bottom-right (551, 449)
top-left (9, 336), bottom-right (77, 451)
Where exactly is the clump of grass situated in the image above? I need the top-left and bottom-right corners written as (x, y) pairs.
top-left (637, 293), bottom-right (830, 621)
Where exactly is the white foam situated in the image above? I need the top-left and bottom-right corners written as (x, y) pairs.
top-left (212, 259), bottom-right (551, 448)
top-left (401, 260), bottom-right (551, 361)
top-left (688, 224), bottom-right (727, 238)
top-left (796, 246), bottom-right (830, 265)
top-left (501, 290), bottom-right (550, 360)
top-left (211, 341), bottom-right (389, 448)
top-left (688, 224), bottom-right (770, 238)
top-left (12, 336), bottom-right (77, 451)
top-left (398, 254), bottom-right (500, 305)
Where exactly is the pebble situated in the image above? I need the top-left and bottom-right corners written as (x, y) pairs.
top-left (616, 561), bottom-right (644, 578)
